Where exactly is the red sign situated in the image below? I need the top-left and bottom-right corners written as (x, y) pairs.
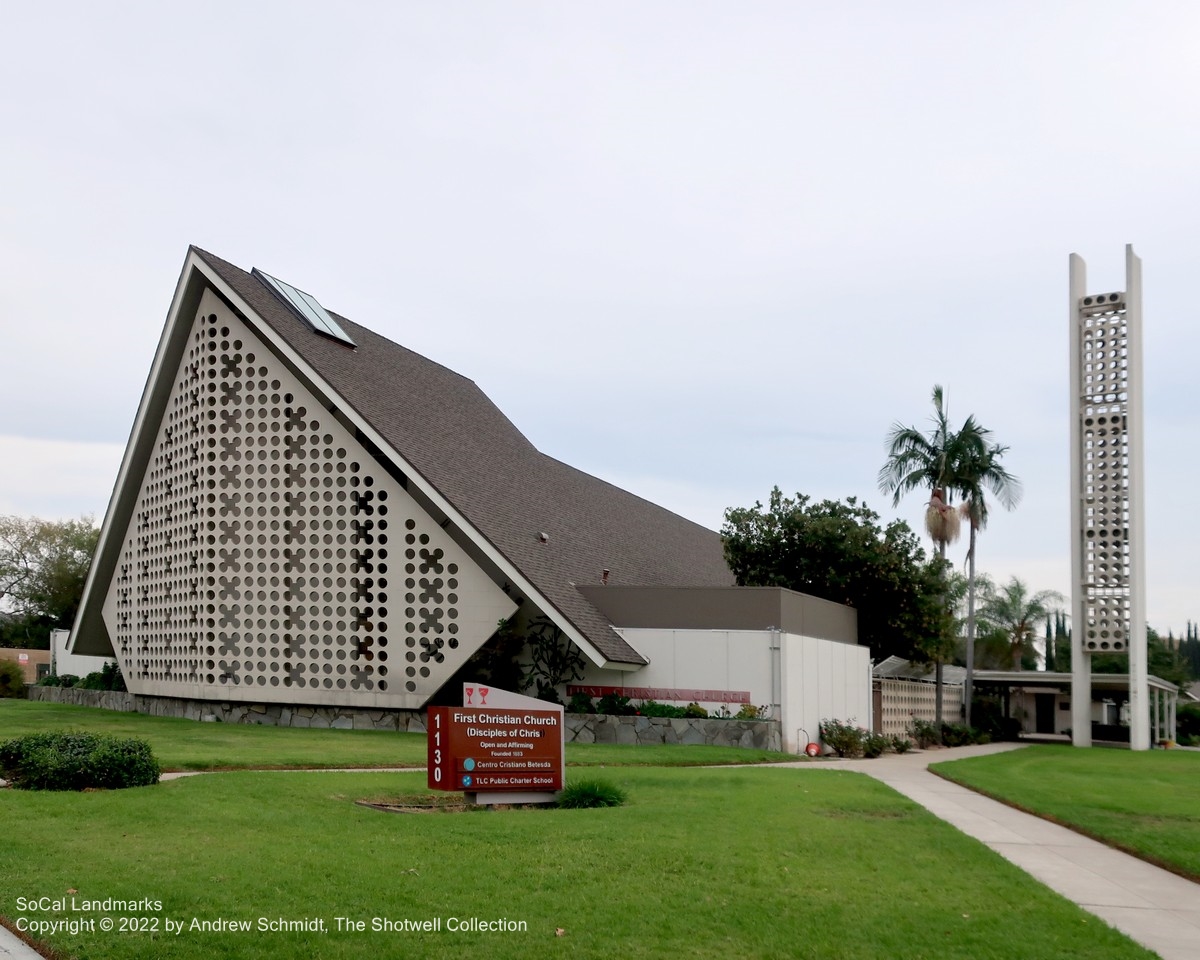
top-left (427, 706), bottom-right (564, 792)
top-left (567, 684), bottom-right (751, 704)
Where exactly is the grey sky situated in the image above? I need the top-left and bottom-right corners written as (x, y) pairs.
top-left (2, 2), bottom-right (1197, 634)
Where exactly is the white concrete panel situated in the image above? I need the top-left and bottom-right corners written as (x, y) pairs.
top-left (725, 630), bottom-right (774, 705)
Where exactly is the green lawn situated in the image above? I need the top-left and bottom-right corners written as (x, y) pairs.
top-left (1, 766), bottom-right (1156, 960)
top-left (0, 701), bottom-right (790, 770)
top-left (931, 745), bottom-right (1200, 881)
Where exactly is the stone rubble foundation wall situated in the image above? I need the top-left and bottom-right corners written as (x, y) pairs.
top-left (27, 686), bottom-right (427, 732)
top-left (27, 687), bottom-right (782, 749)
top-left (564, 713), bottom-right (782, 751)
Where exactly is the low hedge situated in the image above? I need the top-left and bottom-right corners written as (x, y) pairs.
top-left (0, 732), bottom-right (161, 791)
top-left (0, 659), bottom-right (27, 698)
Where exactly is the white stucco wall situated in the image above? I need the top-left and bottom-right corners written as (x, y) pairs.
top-left (576, 627), bottom-right (870, 753)
top-left (579, 628), bottom-right (775, 712)
top-left (54, 629), bottom-right (116, 678)
top-left (781, 633), bottom-right (872, 753)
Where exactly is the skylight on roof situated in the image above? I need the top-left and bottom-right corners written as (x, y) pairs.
top-left (252, 268), bottom-right (356, 347)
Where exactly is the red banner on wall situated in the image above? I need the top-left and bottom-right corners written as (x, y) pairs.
top-left (566, 685), bottom-right (751, 704)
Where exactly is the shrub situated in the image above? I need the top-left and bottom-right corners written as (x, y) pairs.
top-left (940, 722), bottom-right (990, 746)
top-left (77, 662), bottom-right (127, 692)
top-left (819, 718), bottom-right (865, 758)
top-left (0, 660), bottom-right (27, 698)
top-left (735, 703), bottom-right (767, 720)
top-left (971, 698), bottom-right (1022, 742)
top-left (596, 693), bottom-right (636, 716)
top-left (566, 691), bottom-right (595, 714)
top-left (863, 732), bottom-right (890, 759)
top-left (683, 702), bottom-right (709, 718)
top-left (890, 735), bottom-right (912, 754)
top-left (556, 778), bottom-right (627, 809)
top-left (908, 720), bottom-right (991, 748)
top-left (0, 732), bottom-right (160, 791)
top-left (940, 722), bottom-right (972, 747)
top-left (38, 673), bottom-right (80, 688)
top-left (637, 700), bottom-right (686, 718)
top-left (1178, 703), bottom-right (1200, 740)
top-left (909, 718), bottom-right (939, 748)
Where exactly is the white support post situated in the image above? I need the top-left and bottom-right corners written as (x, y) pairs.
top-left (1069, 246), bottom-right (1149, 749)
top-left (1068, 254), bottom-right (1092, 747)
top-left (1126, 247), bottom-right (1150, 751)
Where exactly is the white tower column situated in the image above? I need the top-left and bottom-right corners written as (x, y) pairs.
top-left (1069, 246), bottom-right (1149, 750)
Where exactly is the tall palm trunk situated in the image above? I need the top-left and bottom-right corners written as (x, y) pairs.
top-left (964, 523), bottom-right (977, 728)
top-left (935, 540), bottom-right (945, 738)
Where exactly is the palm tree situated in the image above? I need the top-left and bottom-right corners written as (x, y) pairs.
top-left (977, 577), bottom-right (1064, 670)
top-left (879, 386), bottom-right (1020, 728)
top-left (956, 441), bottom-right (1020, 722)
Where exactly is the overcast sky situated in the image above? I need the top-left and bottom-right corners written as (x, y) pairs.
top-left (2, 2), bottom-right (1197, 636)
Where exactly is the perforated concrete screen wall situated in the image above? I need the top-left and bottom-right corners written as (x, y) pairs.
top-left (101, 290), bottom-right (516, 708)
top-left (1077, 293), bottom-right (1132, 654)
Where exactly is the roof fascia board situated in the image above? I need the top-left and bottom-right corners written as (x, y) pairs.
top-left (193, 257), bottom-right (620, 670)
top-left (972, 670), bottom-right (1178, 693)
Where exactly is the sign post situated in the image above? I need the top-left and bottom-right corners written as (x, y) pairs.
top-left (427, 686), bottom-right (564, 805)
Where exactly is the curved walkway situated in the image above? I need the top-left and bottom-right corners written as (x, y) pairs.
top-left (5, 744), bottom-right (1199, 959)
top-left (779, 742), bottom-right (1200, 960)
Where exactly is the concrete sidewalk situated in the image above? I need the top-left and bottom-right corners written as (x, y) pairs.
top-left (782, 742), bottom-right (1200, 960)
top-left (0, 927), bottom-right (38, 960)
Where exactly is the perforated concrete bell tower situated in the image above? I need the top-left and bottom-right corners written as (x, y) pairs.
top-left (1068, 245), bottom-right (1149, 750)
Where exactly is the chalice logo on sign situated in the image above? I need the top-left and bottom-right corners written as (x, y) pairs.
top-left (464, 686), bottom-right (490, 706)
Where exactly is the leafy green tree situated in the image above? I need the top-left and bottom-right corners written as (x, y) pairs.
top-left (976, 577), bottom-right (1064, 670)
top-left (0, 515), bottom-right (98, 648)
top-left (1181, 622), bottom-right (1200, 678)
top-left (879, 385), bottom-right (1020, 726)
top-left (1052, 611), bottom-right (1072, 671)
top-left (1093, 626), bottom-right (1193, 690)
top-left (721, 489), bottom-right (952, 663)
top-left (1044, 616), bottom-right (1054, 672)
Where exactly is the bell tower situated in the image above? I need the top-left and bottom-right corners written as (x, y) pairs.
top-left (1068, 245), bottom-right (1148, 750)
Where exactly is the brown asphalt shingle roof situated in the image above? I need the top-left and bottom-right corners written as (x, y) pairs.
top-left (195, 248), bottom-right (734, 664)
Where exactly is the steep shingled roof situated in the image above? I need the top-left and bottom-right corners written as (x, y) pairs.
top-left (193, 249), bottom-right (734, 664)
